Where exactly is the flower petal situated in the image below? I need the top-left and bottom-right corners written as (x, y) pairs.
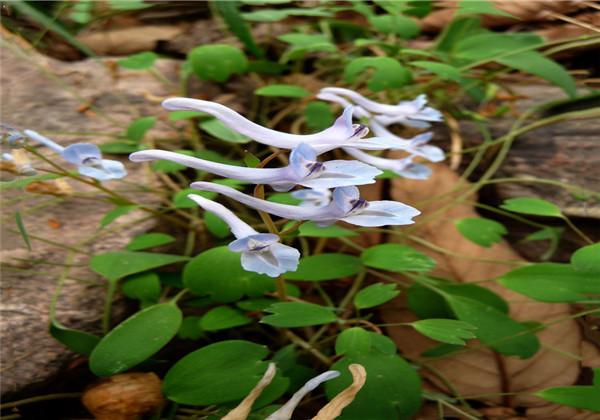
top-left (222, 363), bottom-right (277, 420)
top-left (241, 242), bottom-right (300, 277)
top-left (187, 194), bottom-right (257, 238)
top-left (229, 233), bottom-right (280, 252)
top-left (331, 186), bottom-right (361, 213)
top-left (291, 188), bottom-right (332, 208)
top-left (300, 159), bottom-right (381, 189)
top-left (341, 200), bottom-right (420, 227)
top-left (62, 143), bottom-right (102, 165)
top-left (23, 130), bottom-right (65, 153)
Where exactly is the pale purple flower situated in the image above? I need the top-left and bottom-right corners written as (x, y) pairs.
top-left (318, 87), bottom-right (443, 128)
top-left (344, 148), bottom-right (432, 180)
top-left (291, 188), bottom-right (332, 208)
top-left (317, 91), bottom-right (444, 163)
top-left (266, 370), bottom-right (340, 420)
top-left (130, 143), bottom-right (381, 192)
top-left (1, 124), bottom-right (26, 149)
top-left (191, 182), bottom-right (420, 227)
top-left (161, 97), bottom-right (399, 154)
top-left (24, 130), bottom-right (126, 181)
top-left (187, 194), bottom-right (300, 277)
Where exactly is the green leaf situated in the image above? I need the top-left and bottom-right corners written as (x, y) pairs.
top-left (435, 17), bottom-right (485, 54)
top-left (168, 110), bottom-right (206, 121)
top-left (214, 1), bottom-right (264, 57)
top-left (183, 246), bottom-right (274, 302)
top-left (354, 283), bottom-right (400, 309)
top-left (177, 316), bottom-right (204, 340)
top-left (361, 244), bottom-right (435, 273)
top-left (500, 197), bottom-right (562, 217)
top-left (369, 14), bottom-right (420, 39)
top-left (14, 210), bottom-right (31, 251)
top-left (50, 321), bottom-right (100, 356)
top-left (204, 211), bottom-right (231, 238)
top-left (410, 61), bottom-right (462, 82)
top-left (456, 0), bottom-right (516, 18)
top-left (345, 57), bottom-right (412, 92)
top-left (99, 205), bottom-right (139, 228)
top-left (497, 51), bottom-right (577, 98)
top-left (411, 319), bottom-right (477, 345)
top-left (163, 340), bottom-right (284, 405)
top-left (90, 303), bottom-right (182, 376)
top-left (126, 233), bottom-right (175, 251)
top-left (90, 251), bottom-right (188, 282)
top-left (99, 141), bottom-right (139, 154)
top-left (268, 192), bottom-right (301, 205)
top-left (335, 327), bottom-right (372, 356)
top-left (126, 117), bottom-right (156, 142)
top-left (298, 221), bottom-right (358, 238)
top-left (326, 352), bottom-right (422, 420)
top-left (571, 243), bottom-right (600, 275)
top-left (499, 263), bottom-right (600, 303)
top-left (243, 7), bottom-right (333, 22)
top-left (278, 33), bottom-right (337, 61)
top-left (122, 272), bottom-right (161, 302)
top-left (188, 44), bottom-right (248, 82)
top-left (200, 306), bottom-right (253, 331)
top-left (284, 253), bottom-right (362, 281)
top-left (261, 302), bottom-right (337, 327)
top-left (455, 32), bottom-right (543, 61)
top-left (304, 102), bottom-right (335, 131)
top-left (255, 84), bottom-right (310, 98)
top-left (445, 295), bottom-right (540, 358)
top-left (535, 368), bottom-right (600, 412)
top-left (172, 188), bottom-right (217, 209)
top-left (455, 217), bottom-right (507, 247)
top-left (237, 298), bottom-right (276, 311)
top-left (118, 52), bottom-right (158, 70)
top-left (108, 0), bottom-right (151, 10)
top-left (407, 282), bottom-right (509, 319)
top-left (199, 118), bottom-right (251, 143)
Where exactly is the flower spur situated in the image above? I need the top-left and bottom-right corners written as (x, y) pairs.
top-left (191, 182), bottom-right (420, 227)
top-left (161, 98), bottom-right (400, 154)
top-left (130, 142), bottom-right (381, 192)
top-left (187, 194), bottom-right (300, 277)
top-left (24, 130), bottom-right (126, 181)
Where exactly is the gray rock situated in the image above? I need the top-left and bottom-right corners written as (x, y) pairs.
top-left (0, 44), bottom-right (180, 396)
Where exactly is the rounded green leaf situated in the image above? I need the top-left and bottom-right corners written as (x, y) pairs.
top-left (50, 321), bottom-right (100, 356)
top-left (298, 221), bottom-right (358, 238)
top-left (500, 197), bottom-right (562, 218)
top-left (455, 217), bottom-right (507, 248)
top-left (325, 353), bottom-right (422, 420)
top-left (188, 44), bottom-right (248, 82)
top-left (571, 243), bottom-right (600, 275)
top-left (183, 246), bottom-right (274, 302)
top-left (90, 303), bottom-right (182, 376)
top-left (361, 244), bottom-right (435, 273)
top-left (354, 282), bottom-right (400, 309)
top-left (90, 251), bottom-right (189, 282)
top-left (200, 306), bottom-right (253, 331)
top-left (204, 211), bottom-right (231, 238)
top-left (126, 233), bottom-right (175, 251)
top-left (499, 262), bottom-right (600, 302)
top-left (445, 295), bottom-right (539, 358)
top-left (345, 57), bottom-right (412, 92)
top-left (304, 102), bottom-right (334, 131)
top-left (117, 51), bottom-right (157, 70)
top-left (335, 327), bottom-right (372, 356)
top-left (255, 84), bottom-right (310, 98)
top-left (163, 340), bottom-right (281, 405)
top-left (284, 253), bottom-right (362, 281)
top-left (122, 272), bottom-right (161, 302)
top-left (199, 118), bottom-right (251, 143)
top-left (261, 302), bottom-right (337, 327)
top-left (411, 319), bottom-right (477, 345)
top-left (410, 61), bottom-right (462, 81)
top-left (126, 116), bottom-right (156, 142)
top-left (369, 14), bottom-right (419, 39)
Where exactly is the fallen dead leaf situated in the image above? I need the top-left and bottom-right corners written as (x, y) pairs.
top-left (380, 163), bottom-right (599, 418)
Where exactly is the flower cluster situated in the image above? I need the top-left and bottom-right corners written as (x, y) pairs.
top-left (130, 88), bottom-right (443, 277)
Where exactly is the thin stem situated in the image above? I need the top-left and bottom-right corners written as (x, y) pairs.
top-left (562, 216), bottom-right (593, 244)
top-left (0, 393), bottom-right (82, 409)
top-left (102, 280), bottom-right (118, 334)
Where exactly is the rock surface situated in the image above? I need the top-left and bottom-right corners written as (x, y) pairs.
top-left (0, 40), bottom-right (179, 397)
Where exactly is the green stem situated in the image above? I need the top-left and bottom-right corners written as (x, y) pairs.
top-left (562, 216), bottom-right (594, 244)
top-left (102, 280), bottom-right (118, 334)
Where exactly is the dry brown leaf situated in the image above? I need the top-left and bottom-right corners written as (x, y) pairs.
top-left (421, 1), bottom-right (587, 31)
top-left (312, 364), bottom-right (367, 420)
top-left (77, 25), bottom-right (184, 56)
top-left (380, 163), bottom-right (599, 416)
